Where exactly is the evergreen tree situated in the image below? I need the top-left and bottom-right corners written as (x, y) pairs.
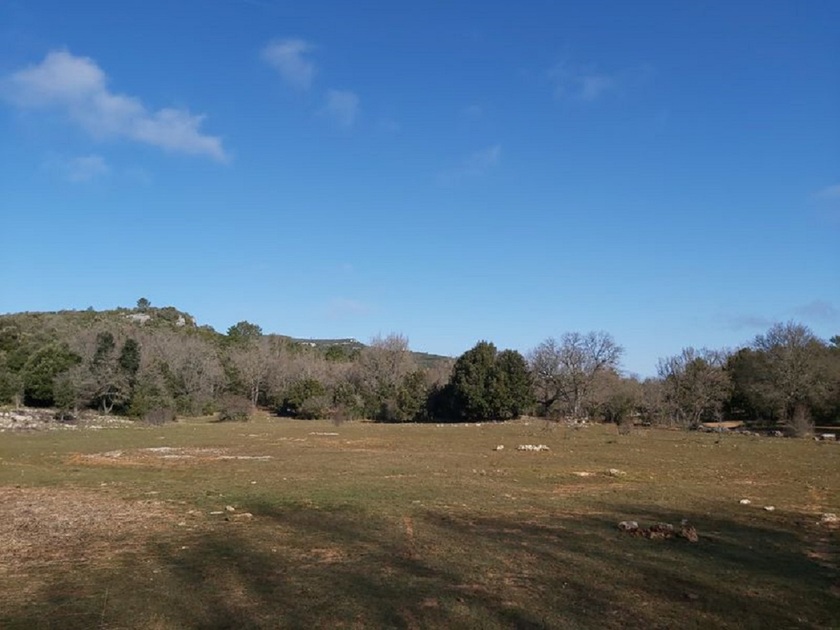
top-left (448, 342), bottom-right (532, 420)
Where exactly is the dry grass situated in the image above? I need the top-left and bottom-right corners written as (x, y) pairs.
top-left (0, 414), bottom-right (837, 628)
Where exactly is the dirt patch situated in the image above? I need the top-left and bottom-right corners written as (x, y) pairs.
top-left (0, 486), bottom-right (175, 577)
top-left (69, 447), bottom-right (273, 468)
top-left (307, 547), bottom-right (347, 564)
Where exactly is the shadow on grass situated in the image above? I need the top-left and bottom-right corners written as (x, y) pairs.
top-left (2, 501), bottom-right (837, 629)
top-left (423, 504), bottom-right (838, 629)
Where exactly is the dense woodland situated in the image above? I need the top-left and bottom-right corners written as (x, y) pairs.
top-left (0, 300), bottom-right (838, 434)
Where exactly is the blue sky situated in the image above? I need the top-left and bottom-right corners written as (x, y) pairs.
top-left (1, 0), bottom-right (838, 376)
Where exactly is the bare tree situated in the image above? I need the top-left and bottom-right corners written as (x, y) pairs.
top-left (749, 322), bottom-right (829, 435)
top-left (529, 332), bottom-right (623, 419)
top-left (588, 370), bottom-right (643, 427)
top-left (656, 347), bottom-right (731, 426)
top-left (353, 333), bottom-right (416, 419)
top-left (229, 337), bottom-right (284, 406)
top-left (529, 337), bottom-right (563, 416)
top-left (168, 335), bottom-right (225, 413)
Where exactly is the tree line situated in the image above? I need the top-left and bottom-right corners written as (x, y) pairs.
top-left (0, 302), bottom-right (837, 434)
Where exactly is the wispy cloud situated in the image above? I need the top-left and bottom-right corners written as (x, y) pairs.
top-left (811, 184), bottom-right (840, 225)
top-left (2, 51), bottom-right (227, 161)
top-left (549, 59), bottom-right (651, 103)
top-left (463, 145), bottom-right (501, 174)
top-left (261, 39), bottom-right (316, 90)
top-left (63, 154), bottom-right (109, 182)
top-left (793, 300), bottom-right (840, 323)
top-left (439, 144), bottom-right (501, 184)
top-left (461, 104), bottom-right (484, 120)
top-left (723, 314), bottom-right (775, 331)
top-left (814, 184), bottom-right (840, 200)
top-left (550, 60), bottom-right (617, 102)
top-left (377, 118), bottom-right (400, 134)
top-left (321, 89), bottom-right (359, 128)
top-left (722, 300), bottom-right (840, 332)
top-left (326, 298), bottom-right (371, 320)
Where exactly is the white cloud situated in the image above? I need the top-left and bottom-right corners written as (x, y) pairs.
top-left (326, 298), bottom-right (371, 320)
top-left (793, 300), bottom-right (840, 322)
top-left (44, 154), bottom-right (110, 182)
top-left (261, 39), bottom-right (316, 90)
top-left (464, 145), bottom-right (501, 174)
top-left (377, 118), bottom-right (400, 133)
top-left (3, 50), bottom-right (226, 161)
top-left (578, 74), bottom-right (616, 101)
top-left (548, 59), bottom-right (644, 102)
top-left (723, 314), bottom-right (774, 331)
top-left (321, 89), bottom-right (359, 128)
top-left (550, 60), bottom-right (616, 102)
top-left (814, 184), bottom-right (840, 200)
top-left (462, 104), bottom-right (483, 119)
top-left (64, 154), bottom-right (109, 182)
top-left (438, 145), bottom-right (501, 184)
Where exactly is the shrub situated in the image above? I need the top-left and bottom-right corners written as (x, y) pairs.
top-left (447, 342), bottom-right (532, 421)
top-left (278, 378), bottom-right (326, 418)
top-left (329, 383), bottom-right (364, 425)
top-left (297, 394), bottom-right (331, 420)
top-left (143, 407), bottom-right (176, 426)
top-left (787, 404), bottom-right (813, 438)
top-left (217, 395), bottom-right (253, 422)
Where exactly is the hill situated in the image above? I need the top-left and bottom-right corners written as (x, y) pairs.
top-left (0, 305), bottom-right (452, 420)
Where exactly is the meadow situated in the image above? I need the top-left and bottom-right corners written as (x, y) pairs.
top-left (1, 415), bottom-right (838, 629)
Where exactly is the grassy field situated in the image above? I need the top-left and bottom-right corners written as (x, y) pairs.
top-left (1, 413), bottom-right (838, 629)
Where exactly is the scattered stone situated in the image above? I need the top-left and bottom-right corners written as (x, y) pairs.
top-left (228, 512), bottom-right (254, 522)
top-left (607, 468), bottom-right (626, 477)
top-left (646, 523), bottom-right (675, 539)
top-left (493, 445), bottom-right (505, 451)
top-left (217, 455), bottom-right (273, 461)
top-left (819, 513), bottom-right (838, 526)
top-left (684, 592), bottom-right (700, 601)
top-left (764, 506), bottom-right (776, 512)
top-left (680, 519), bottom-right (699, 542)
top-left (209, 511), bottom-right (224, 515)
top-left (126, 313), bottom-right (151, 324)
top-left (225, 505), bottom-right (236, 513)
top-left (618, 519), bottom-right (699, 543)
top-left (772, 430), bottom-right (784, 438)
top-left (573, 471), bottom-right (595, 477)
top-left (739, 499), bottom-right (752, 505)
top-left (517, 444), bottom-right (550, 452)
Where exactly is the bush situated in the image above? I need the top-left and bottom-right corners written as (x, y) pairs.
top-left (787, 404), bottom-right (813, 438)
top-left (278, 378), bottom-right (326, 418)
top-left (143, 407), bottom-right (176, 426)
top-left (217, 395), bottom-right (253, 422)
top-left (297, 394), bottom-right (331, 420)
top-left (447, 342), bottom-right (532, 421)
top-left (374, 370), bottom-right (431, 423)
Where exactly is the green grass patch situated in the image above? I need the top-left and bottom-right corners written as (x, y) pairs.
top-left (0, 415), bottom-right (838, 628)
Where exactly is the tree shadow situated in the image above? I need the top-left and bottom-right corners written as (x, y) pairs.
top-left (2, 500), bottom-right (837, 629)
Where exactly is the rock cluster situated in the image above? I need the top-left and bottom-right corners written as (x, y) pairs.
top-left (618, 519), bottom-right (699, 542)
top-left (0, 410), bottom-right (53, 431)
top-left (516, 444), bottom-right (550, 452)
top-left (819, 513), bottom-right (838, 527)
top-left (0, 409), bottom-right (133, 432)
